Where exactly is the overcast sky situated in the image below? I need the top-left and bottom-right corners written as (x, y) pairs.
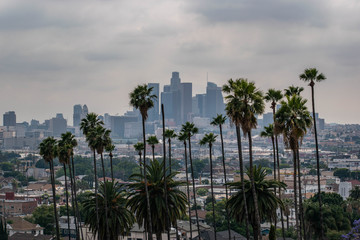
top-left (1, 0), bottom-right (359, 125)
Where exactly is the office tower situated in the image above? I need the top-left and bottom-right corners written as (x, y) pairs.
top-left (148, 83), bottom-right (160, 122)
top-left (73, 105), bottom-right (82, 127)
top-left (49, 113), bottom-right (67, 137)
top-left (195, 94), bottom-right (206, 117)
top-left (3, 111), bottom-right (16, 126)
top-left (262, 112), bottom-right (273, 128)
top-left (83, 105), bottom-right (88, 116)
top-left (161, 90), bottom-right (173, 120)
top-left (205, 82), bottom-right (225, 119)
top-left (181, 82), bottom-right (192, 123)
top-left (110, 115), bottom-right (138, 138)
top-left (161, 72), bottom-right (183, 124)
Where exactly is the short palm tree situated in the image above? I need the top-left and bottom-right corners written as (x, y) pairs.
top-left (147, 135), bottom-right (159, 161)
top-left (178, 130), bottom-right (193, 240)
top-left (299, 67), bottom-right (326, 240)
top-left (211, 114), bottom-right (231, 240)
top-left (227, 166), bottom-right (286, 240)
top-left (275, 94), bottom-right (312, 240)
top-left (264, 89), bottom-right (285, 238)
top-left (127, 159), bottom-right (187, 240)
top-left (181, 122), bottom-right (201, 238)
top-left (134, 142), bottom-right (145, 173)
top-left (284, 85), bottom-right (304, 97)
top-left (222, 79), bottom-right (250, 240)
top-left (80, 113), bottom-right (104, 239)
top-left (130, 84), bottom-right (157, 240)
top-left (82, 181), bottom-right (135, 240)
top-left (164, 129), bottom-right (177, 174)
top-left (39, 137), bottom-right (60, 240)
top-left (200, 133), bottom-right (218, 240)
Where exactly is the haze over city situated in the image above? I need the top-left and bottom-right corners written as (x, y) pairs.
top-left (1, 0), bottom-right (359, 124)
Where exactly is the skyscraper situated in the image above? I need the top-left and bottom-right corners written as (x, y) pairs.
top-left (205, 82), bottom-right (225, 119)
top-left (3, 111), bottom-right (16, 126)
top-left (49, 113), bottom-right (67, 137)
top-left (181, 82), bottom-right (192, 123)
top-left (147, 83), bottom-right (160, 122)
top-left (73, 104), bottom-right (89, 127)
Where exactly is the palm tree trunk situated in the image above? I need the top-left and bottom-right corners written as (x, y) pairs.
top-left (183, 141), bottom-right (193, 240)
top-left (292, 149), bottom-right (300, 240)
top-left (235, 126), bottom-right (250, 240)
top-left (68, 160), bottom-right (79, 240)
top-left (161, 104), bottom-right (171, 240)
top-left (142, 117), bottom-right (153, 240)
top-left (188, 136), bottom-right (201, 238)
top-left (63, 163), bottom-right (71, 240)
top-left (100, 153), bottom-right (110, 240)
top-left (152, 146), bottom-right (155, 161)
top-left (286, 214), bottom-right (289, 231)
top-left (219, 124), bottom-right (231, 240)
top-left (248, 131), bottom-right (262, 240)
top-left (169, 138), bottom-right (180, 240)
top-left (271, 136), bottom-right (277, 228)
top-left (297, 148), bottom-right (305, 240)
top-left (49, 160), bottom-right (60, 240)
top-left (273, 107), bottom-right (285, 240)
top-left (310, 83), bottom-right (324, 240)
top-left (93, 150), bottom-right (100, 240)
top-left (71, 155), bottom-right (84, 240)
top-left (209, 144), bottom-right (217, 240)
top-left (109, 152), bottom-right (114, 181)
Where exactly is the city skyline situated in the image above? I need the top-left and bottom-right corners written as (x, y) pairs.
top-left (1, 1), bottom-right (359, 124)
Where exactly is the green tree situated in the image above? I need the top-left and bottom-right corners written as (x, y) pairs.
top-left (227, 166), bottom-right (286, 240)
top-left (28, 205), bottom-right (56, 235)
top-left (197, 188), bottom-right (208, 196)
top-left (300, 67), bottom-right (326, 240)
top-left (83, 181), bottom-right (135, 240)
top-left (211, 114), bottom-right (231, 240)
top-left (334, 168), bottom-right (351, 181)
top-left (39, 137), bottom-right (60, 240)
top-left (181, 122), bottom-right (201, 238)
top-left (200, 133), bottom-right (218, 240)
top-left (80, 113), bottom-right (104, 238)
top-left (284, 85), bottom-right (304, 97)
top-left (164, 129), bottom-right (177, 174)
top-left (275, 94), bottom-right (312, 239)
top-left (147, 135), bottom-right (159, 161)
top-left (0, 217), bottom-right (8, 240)
top-left (350, 186), bottom-right (360, 200)
top-left (127, 159), bottom-right (187, 240)
top-left (130, 84), bottom-right (157, 240)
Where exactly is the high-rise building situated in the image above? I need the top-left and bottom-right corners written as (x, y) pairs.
top-left (73, 104), bottom-right (89, 127)
top-left (49, 113), bottom-right (67, 137)
top-left (181, 82), bottom-right (192, 123)
top-left (205, 82), bottom-right (225, 119)
top-left (148, 83), bottom-right (160, 122)
top-left (3, 111), bottom-right (16, 127)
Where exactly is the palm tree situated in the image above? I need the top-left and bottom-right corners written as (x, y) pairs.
top-left (83, 181), bottom-right (135, 240)
top-left (39, 137), bottom-right (60, 240)
top-left (80, 113), bottom-right (104, 239)
top-left (227, 166), bottom-right (286, 240)
top-left (200, 133), bottom-right (218, 240)
top-left (105, 138), bottom-right (115, 181)
top-left (260, 124), bottom-right (276, 181)
top-left (299, 67), bottom-right (326, 240)
top-left (264, 89), bottom-right (285, 238)
top-left (282, 198), bottom-right (293, 231)
top-left (164, 129), bottom-right (177, 174)
top-left (127, 159), bottom-right (188, 240)
top-left (181, 122), bottom-right (201, 238)
top-left (222, 79), bottom-right (250, 240)
top-left (134, 142), bottom-right (145, 173)
top-left (226, 78), bottom-right (265, 239)
top-left (178, 131), bottom-right (193, 240)
top-left (147, 135), bottom-right (159, 161)
top-left (275, 94), bottom-right (312, 240)
top-left (130, 84), bottom-right (157, 240)
top-left (210, 114), bottom-right (231, 240)
top-left (284, 85), bottom-right (304, 97)
top-left (58, 137), bottom-right (72, 239)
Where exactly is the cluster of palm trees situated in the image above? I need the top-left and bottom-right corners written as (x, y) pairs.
top-left (38, 67), bottom-right (325, 240)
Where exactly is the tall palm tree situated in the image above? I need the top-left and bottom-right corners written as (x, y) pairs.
top-left (260, 124), bottom-right (276, 181)
top-left (80, 113), bottom-right (104, 240)
top-left (164, 129), bottom-right (177, 174)
top-left (200, 133), bottom-right (218, 240)
top-left (83, 181), bottom-right (135, 240)
top-left (134, 142), bottom-right (144, 173)
top-left (227, 166), bottom-right (286, 240)
top-left (178, 131), bottom-right (193, 240)
top-left (282, 198), bottom-right (293, 231)
top-left (275, 94), bottom-right (312, 240)
top-left (210, 114), bottom-right (231, 240)
top-left (105, 138), bottom-right (115, 181)
top-left (147, 135), bottom-right (159, 161)
top-left (130, 84), bottom-right (157, 240)
top-left (264, 89), bottom-right (285, 238)
top-left (226, 78), bottom-right (265, 239)
top-left (284, 85), bottom-right (304, 97)
top-left (299, 67), bottom-right (326, 240)
top-left (39, 137), bottom-right (60, 240)
top-left (181, 122), bottom-right (201, 238)
top-left (222, 79), bottom-right (250, 240)
top-left (127, 159), bottom-right (188, 240)
top-left (58, 138), bottom-right (72, 239)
